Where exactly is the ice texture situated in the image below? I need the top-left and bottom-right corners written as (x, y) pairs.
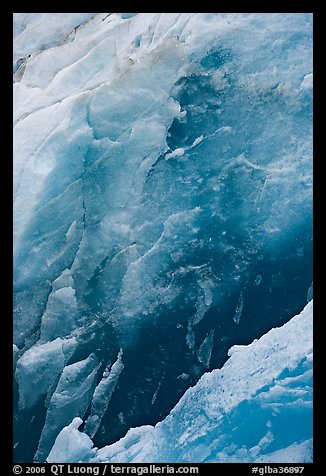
top-left (13, 14), bottom-right (96, 73)
top-left (13, 13), bottom-right (312, 462)
top-left (35, 354), bottom-right (100, 462)
top-left (16, 338), bottom-right (77, 409)
top-left (84, 350), bottom-right (124, 438)
top-left (47, 418), bottom-right (97, 463)
top-left (47, 301), bottom-right (313, 463)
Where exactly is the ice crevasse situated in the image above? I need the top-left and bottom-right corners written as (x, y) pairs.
top-left (13, 12), bottom-right (312, 463)
top-left (48, 301), bottom-right (313, 463)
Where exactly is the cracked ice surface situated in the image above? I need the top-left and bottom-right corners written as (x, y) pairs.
top-left (47, 301), bottom-right (313, 463)
top-left (14, 13), bottom-right (312, 462)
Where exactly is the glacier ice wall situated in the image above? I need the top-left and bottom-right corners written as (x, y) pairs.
top-left (13, 13), bottom-right (312, 462)
top-left (47, 301), bottom-right (313, 463)
top-left (13, 13), bottom-right (97, 75)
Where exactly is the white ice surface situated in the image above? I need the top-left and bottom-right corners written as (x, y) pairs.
top-left (47, 418), bottom-right (97, 463)
top-left (35, 354), bottom-right (100, 462)
top-left (15, 337), bottom-right (77, 409)
top-left (13, 13), bottom-right (96, 70)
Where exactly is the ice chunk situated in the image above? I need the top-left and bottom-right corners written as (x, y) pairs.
top-left (193, 278), bottom-right (214, 325)
top-left (192, 135), bottom-right (204, 147)
top-left (197, 330), bottom-right (214, 368)
top-left (186, 276), bottom-right (215, 350)
top-left (233, 291), bottom-right (244, 325)
top-left (151, 378), bottom-right (164, 406)
top-left (39, 271), bottom-right (79, 342)
top-left (301, 73), bottom-right (313, 91)
top-left (307, 282), bottom-right (313, 302)
top-left (165, 135), bottom-right (204, 160)
top-left (47, 418), bottom-right (96, 463)
top-left (35, 354), bottom-right (100, 462)
top-left (15, 338), bottom-right (77, 409)
top-left (177, 373), bottom-right (189, 380)
top-left (186, 322), bottom-right (195, 350)
top-left (165, 148), bottom-right (185, 160)
top-left (84, 350), bottom-right (124, 438)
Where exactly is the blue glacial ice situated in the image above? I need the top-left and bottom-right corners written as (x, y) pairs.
top-left (47, 301), bottom-right (313, 463)
top-left (84, 349), bottom-right (124, 438)
top-left (13, 13), bottom-right (312, 462)
top-left (35, 353), bottom-right (100, 462)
